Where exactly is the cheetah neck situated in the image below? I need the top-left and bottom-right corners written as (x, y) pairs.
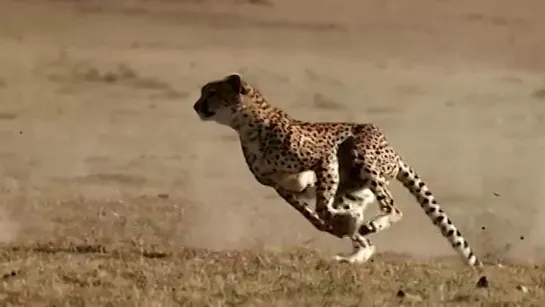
top-left (231, 83), bottom-right (294, 139)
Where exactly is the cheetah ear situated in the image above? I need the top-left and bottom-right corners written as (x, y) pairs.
top-left (224, 73), bottom-right (244, 94)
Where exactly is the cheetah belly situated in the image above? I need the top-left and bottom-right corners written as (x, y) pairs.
top-left (271, 170), bottom-right (317, 195)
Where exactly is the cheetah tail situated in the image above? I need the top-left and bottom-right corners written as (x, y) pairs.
top-left (396, 161), bottom-right (482, 267)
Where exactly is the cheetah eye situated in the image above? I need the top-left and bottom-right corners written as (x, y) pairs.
top-left (201, 86), bottom-right (216, 96)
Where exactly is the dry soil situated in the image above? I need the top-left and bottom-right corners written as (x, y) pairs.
top-left (1, 0), bottom-right (545, 305)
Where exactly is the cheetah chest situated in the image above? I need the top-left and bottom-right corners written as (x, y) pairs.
top-left (240, 133), bottom-right (319, 193)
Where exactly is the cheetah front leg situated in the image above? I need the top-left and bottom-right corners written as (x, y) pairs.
top-left (273, 170), bottom-right (376, 239)
top-left (251, 167), bottom-right (346, 236)
top-left (250, 171), bottom-right (334, 235)
top-left (273, 168), bottom-right (380, 261)
top-left (313, 154), bottom-right (354, 222)
top-left (274, 187), bottom-right (345, 237)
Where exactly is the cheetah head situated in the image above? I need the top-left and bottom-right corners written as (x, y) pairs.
top-left (193, 73), bottom-right (246, 126)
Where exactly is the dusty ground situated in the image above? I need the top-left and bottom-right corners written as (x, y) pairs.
top-left (1, 0), bottom-right (545, 305)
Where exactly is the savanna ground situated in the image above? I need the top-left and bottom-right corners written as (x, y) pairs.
top-left (1, 0), bottom-right (545, 305)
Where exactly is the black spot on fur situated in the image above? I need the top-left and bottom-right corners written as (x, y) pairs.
top-left (359, 225), bottom-right (373, 236)
top-left (426, 207), bottom-right (437, 215)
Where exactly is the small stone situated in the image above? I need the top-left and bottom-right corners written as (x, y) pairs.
top-left (157, 193), bottom-right (170, 199)
top-left (516, 285), bottom-right (528, 293)
top-left (396, 289), bottom-right (422, 302)
top-left (2, 270), bottom-right (17, 279)
top-left (476, 276), bottom-right (489, 288)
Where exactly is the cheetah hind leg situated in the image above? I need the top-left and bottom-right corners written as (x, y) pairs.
top-left (334, 234), bottom-right (376, 263)
top-left (332, 216), bottom-right (377, 264)
top-left (331, 187), bottom-right (377, 263)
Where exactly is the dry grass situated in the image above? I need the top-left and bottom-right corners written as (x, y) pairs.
top-left (2, 0), bottom-right (545, 305)
top-left (2, 197), bottom-right (539, 305)
top-left (1, 241), bottom-right (544, 306)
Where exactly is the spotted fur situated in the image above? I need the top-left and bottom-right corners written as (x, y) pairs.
top-left (193, 73), bottom-right (481, 266)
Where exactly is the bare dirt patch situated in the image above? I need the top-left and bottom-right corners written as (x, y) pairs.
top-left (1, 0), bottom-right (545, 304)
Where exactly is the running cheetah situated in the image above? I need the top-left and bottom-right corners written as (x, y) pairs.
top-left (193, 73), bottom-right (481, 267)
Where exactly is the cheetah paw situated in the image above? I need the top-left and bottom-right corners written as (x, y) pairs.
top-left (333, 246), bottom-right (376, 264)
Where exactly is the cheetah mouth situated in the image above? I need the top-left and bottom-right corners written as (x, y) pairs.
top-left (194, 105), bottom-right (215, 119)
top-left (198, 110), bottom-right (215, 120)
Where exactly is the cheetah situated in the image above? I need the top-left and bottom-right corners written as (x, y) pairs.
top-left (193, 73), bottom-right (481, 267)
